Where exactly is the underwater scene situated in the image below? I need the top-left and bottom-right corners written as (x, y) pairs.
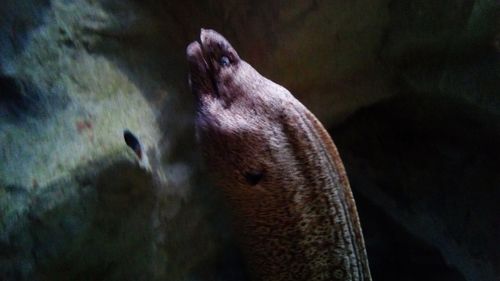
top-left (0, 1), bottom-right (498, 281)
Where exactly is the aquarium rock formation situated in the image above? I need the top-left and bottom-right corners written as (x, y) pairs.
top-left (0, 1), bottom-right (498, 281)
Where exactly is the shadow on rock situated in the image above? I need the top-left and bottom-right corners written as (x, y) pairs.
top-left (36, 161), bottom-right (157, 281)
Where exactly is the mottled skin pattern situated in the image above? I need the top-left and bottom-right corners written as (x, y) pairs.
top-left (187, 29), bottom-right (372, 281)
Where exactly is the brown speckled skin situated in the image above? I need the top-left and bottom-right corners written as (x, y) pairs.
top-left (187, 29), bottom-right (372, 281)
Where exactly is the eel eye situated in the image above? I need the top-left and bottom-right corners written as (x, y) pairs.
top-left (220, 55), bottom-right (230, 67)
top-left (244, 171), bottom-right (264, 186)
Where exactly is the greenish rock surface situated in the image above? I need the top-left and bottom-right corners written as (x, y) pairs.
top-left (1, 0), bottom-right (498, 281)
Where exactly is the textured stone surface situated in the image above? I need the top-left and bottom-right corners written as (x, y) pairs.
top-left (0, 0), bottom-right (498, 280)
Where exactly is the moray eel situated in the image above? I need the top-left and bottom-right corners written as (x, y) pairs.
top-left (187, 29), bottom-right (372, 281)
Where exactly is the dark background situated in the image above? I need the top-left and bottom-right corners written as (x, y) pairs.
top-left (1, 1), bottom-right (498, 280)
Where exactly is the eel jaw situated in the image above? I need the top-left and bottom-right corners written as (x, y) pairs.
top-left (187, 29), bottom-right (221, 100)
top-left (187, 39), bottom-right (211, 97)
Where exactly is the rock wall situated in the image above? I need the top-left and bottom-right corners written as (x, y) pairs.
top-left (1, 0), bottom-right (498, 280)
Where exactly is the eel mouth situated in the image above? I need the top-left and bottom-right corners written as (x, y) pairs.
top-left (186, 29), bottom-right (217, 99)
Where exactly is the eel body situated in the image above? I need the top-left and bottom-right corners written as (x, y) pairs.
top-left (187, 29), bottom-right (372, 281)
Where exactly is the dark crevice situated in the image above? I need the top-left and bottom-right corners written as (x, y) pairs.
top-left (332, 94), bottom-right (500, 281)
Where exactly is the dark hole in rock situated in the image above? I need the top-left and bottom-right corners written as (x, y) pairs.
top-left (0, 74), bottom-right (70, 122)
top-left (0, 75), bottom-right (29, 116)
top-left (0, 75), bottom-right (44, 120)
top-left (123, 129), bottom-right (142, 158)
